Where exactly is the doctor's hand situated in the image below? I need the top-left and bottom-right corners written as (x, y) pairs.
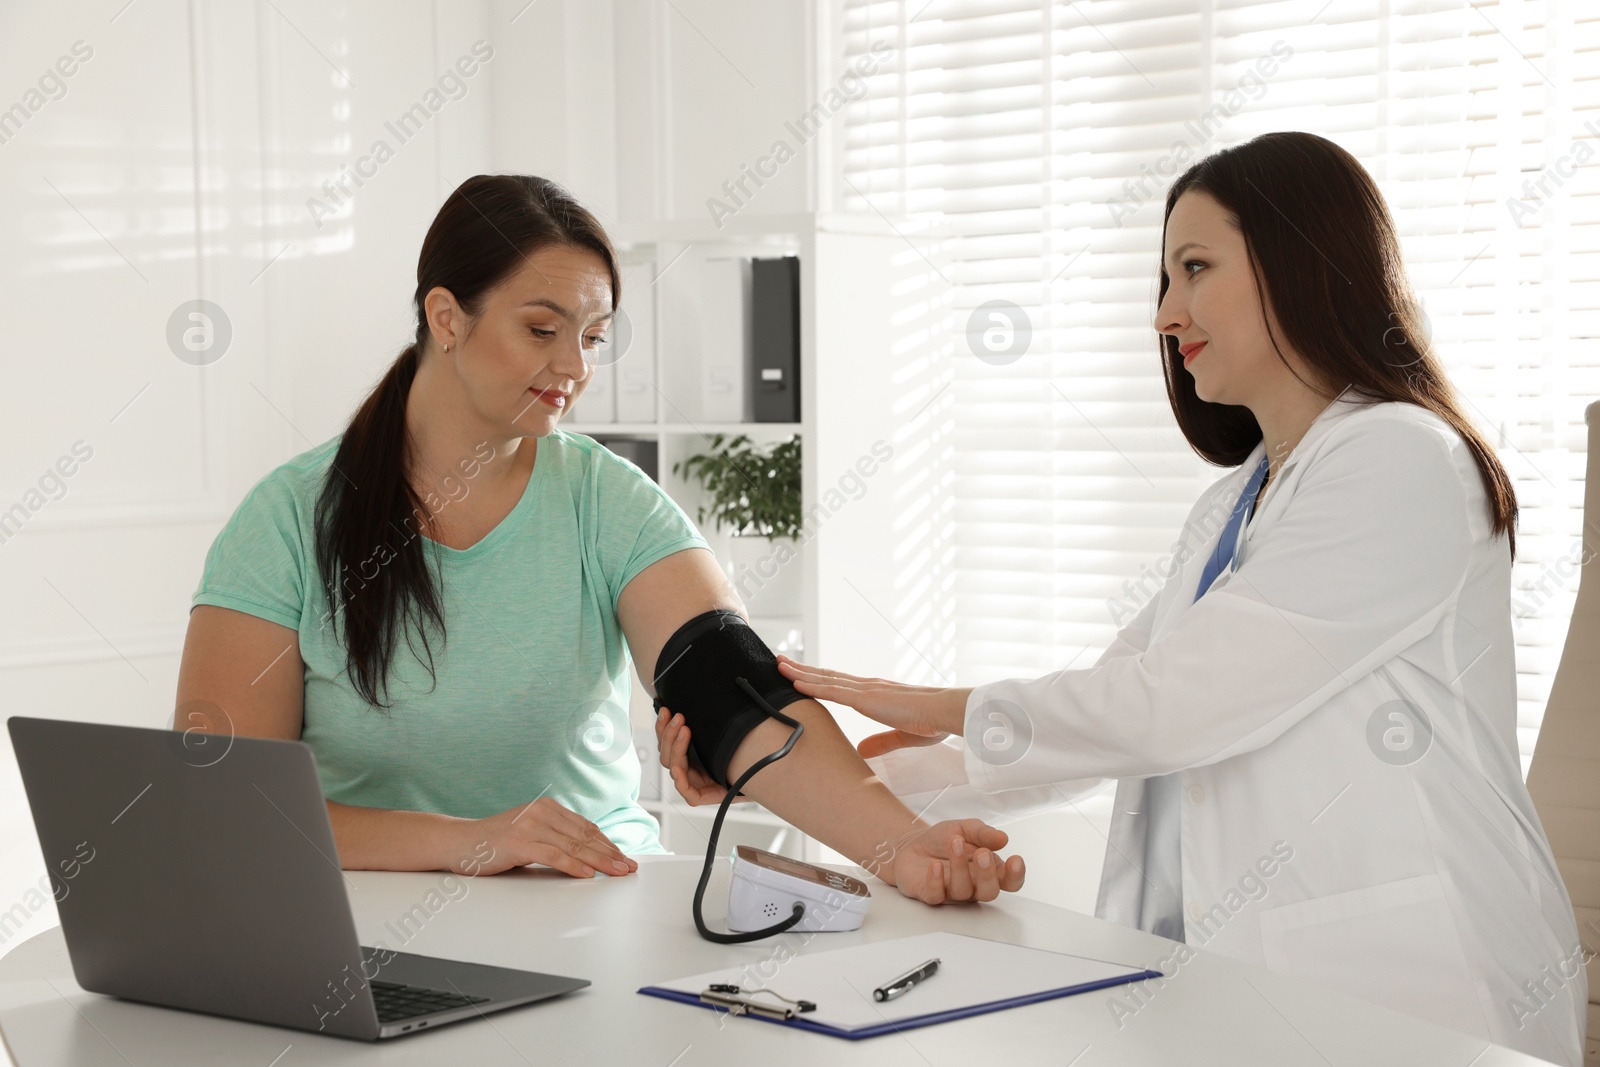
top-left (775, 655), bottom-right (972, 760)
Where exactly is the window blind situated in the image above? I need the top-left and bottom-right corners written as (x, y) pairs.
top-left (836, 0), bottom-right (1600, 775)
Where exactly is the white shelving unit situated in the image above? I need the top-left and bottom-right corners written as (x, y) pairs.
top-left (566, 210), bottom-right (953, 866)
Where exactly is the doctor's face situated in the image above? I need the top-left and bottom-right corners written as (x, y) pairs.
top-left (1154, 190), bottom-right (1311, 408)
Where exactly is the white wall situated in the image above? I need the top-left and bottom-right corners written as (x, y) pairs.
top-left (489, 0), bottom-right (618, 220)
top-left (612, 0), bottom-right (814, 239)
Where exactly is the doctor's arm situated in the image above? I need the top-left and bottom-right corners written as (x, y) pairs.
top-left (659, 586), bottom-right (1163, 822)
top-left (773, 584), bottom-right (1163, 821)
top-left (618, 547), bottom-right (1026, 903)
top-left (828, 593), bottom-right (1164, 821)
top-left (777, 417), bottom-right (1476, 793)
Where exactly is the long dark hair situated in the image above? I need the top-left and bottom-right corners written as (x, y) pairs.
top-left (315, 175), bottom-right (620, 706)
top-left (1157, 131), bottom-right (1517, 556)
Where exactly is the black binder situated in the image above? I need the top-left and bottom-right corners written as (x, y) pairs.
top-left (749, 256), bottom-right (800, 423)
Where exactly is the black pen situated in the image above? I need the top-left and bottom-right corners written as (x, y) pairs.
top-left (873, 958), bottom-right (940, 1002)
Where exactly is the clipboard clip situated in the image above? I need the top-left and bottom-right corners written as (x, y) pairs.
top-left (700, 983), bottom-right (817, 1020)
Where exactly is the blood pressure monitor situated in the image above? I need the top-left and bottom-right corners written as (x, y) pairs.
top-left (726, 845), bottom-right (872, 933)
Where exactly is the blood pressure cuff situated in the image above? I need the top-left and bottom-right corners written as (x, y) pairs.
top-left (652, 609), bottom-right (806, 788)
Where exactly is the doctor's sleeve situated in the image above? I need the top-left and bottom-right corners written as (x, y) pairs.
top-left (863, 557), bottom-right (1164, 819)
top-left (963, 415), bottom-right (1477, 792)
top-left (1092, 578), bottom-right (1163, 665)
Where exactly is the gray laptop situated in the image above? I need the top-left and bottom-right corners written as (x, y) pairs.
top-left (7, 716), bottom-right (589, 1040)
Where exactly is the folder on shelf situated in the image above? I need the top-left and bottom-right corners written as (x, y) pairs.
top-left (638, 931), bottom-right (1160, 1041)
top-left (700, 256), bottom-right (750, 422)
top-left (577, 360), bottom-right (618, 423)
top-left (750, 256), bottom-right (800, 423)
top-left (616, 261), bottom-right (657, 423)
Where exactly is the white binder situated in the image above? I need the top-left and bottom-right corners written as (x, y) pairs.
top-left (576, 359), bottom-right (617, 424)
top-left (616, 261), bottom-right (657, 423)
top-left (700, 257), bottom-right (750, 423)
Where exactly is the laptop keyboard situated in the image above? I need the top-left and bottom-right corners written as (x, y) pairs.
top-left (369, 979), bottom-right (490, 1023)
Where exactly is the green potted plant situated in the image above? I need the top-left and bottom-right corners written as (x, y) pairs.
top-left (673, 433), bottom-right (802, 616)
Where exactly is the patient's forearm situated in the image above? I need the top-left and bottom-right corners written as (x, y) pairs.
top-left (724, 699), bottom-right (927, 883)
top-left (327, 800), bottom-right (471, 872)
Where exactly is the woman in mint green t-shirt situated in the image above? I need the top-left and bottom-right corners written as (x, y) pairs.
top-left (176, 174), bottom-right (1024, 905)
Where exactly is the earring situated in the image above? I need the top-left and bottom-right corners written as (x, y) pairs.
top-left (443, 343), bottom-right (450, 352)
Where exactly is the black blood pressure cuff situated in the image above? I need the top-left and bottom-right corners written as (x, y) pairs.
top-left (652, 609), bottom-right (806, 789)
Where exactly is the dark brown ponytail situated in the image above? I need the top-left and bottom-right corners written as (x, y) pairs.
top-left (315, 175), bottom-right (619, 706)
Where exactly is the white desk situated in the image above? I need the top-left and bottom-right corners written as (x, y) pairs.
top-left (0, 856), bottom-right (1549, 1065)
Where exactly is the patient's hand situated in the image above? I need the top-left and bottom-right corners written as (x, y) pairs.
top-left (460, 797), bottom-right (638, 879)
top-left (655, 706), bottom-right (752, 807)
top-left (875, 820), bottom-right (1027, 904)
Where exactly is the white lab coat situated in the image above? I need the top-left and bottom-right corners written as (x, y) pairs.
top-left (870, 394), bottom-right (1586, 1064)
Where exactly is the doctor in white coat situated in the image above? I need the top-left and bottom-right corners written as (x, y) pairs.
top-left (657, 132), bottom-right (1586, 1064)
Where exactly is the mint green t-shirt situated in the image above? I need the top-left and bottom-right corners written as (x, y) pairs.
top-left (191, 430), bottom-right (709, 854)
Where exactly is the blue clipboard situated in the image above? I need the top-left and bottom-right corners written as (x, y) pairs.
top-left (637, 931), bottom-right (1163, 1041)
top-left (637, 969), bottom-right (1162, 1040)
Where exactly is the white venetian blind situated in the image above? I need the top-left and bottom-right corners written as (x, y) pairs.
top-left (836, 0), bottom-right (1600, 774)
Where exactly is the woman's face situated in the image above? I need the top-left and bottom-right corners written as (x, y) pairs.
top-left (430, 243), bottom-right (614, 437)
top-left (1154, 190), bottom-right (1305, 407)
